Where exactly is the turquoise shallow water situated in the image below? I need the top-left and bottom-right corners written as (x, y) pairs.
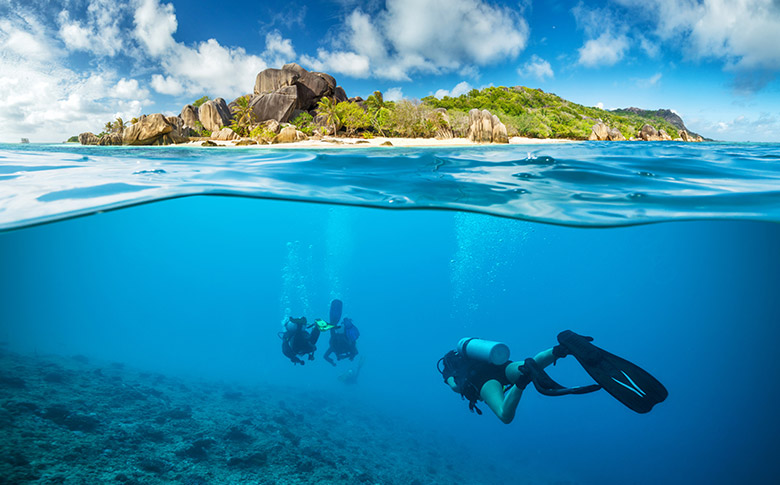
top-left (1, 142), bottom-right (779, 484)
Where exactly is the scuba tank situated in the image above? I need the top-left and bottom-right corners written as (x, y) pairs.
top-left (457, 338), bottom-right (510, 365)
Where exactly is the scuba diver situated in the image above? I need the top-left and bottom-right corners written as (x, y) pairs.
top-left (324, 317), bottom-right (360, 366)
top-left (279, 316), bottom-right (320, 365)
top-left (437, 330), bottom-right (668, 424)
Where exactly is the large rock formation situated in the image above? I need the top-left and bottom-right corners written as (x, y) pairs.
top-left (589, 122), bottom-right (627, 141)
top-left (432, 108), bottom-right (453, 139)
top-left (123, 114), bottom-right (175, 145)
top-left (679, 130), bottom-right (703, 142)
top-left (211, 127), bottom-right (240, 141)
top-left (249, 63), bottom-right (348, 123)
top-left (254, 68), bottom-right (299, 95)
top-left (639, 123), bottom-right (663, 141)
top-left (78, 132), bottom-right (99, 145)
top-left (180, 105), bottom-right (199, 129)
top-left (198, 99), bottom-right (232, 132)
top-left (97, 133), bottom-right (123, 145)
top-left (608, 127), bottom-right (626, 141)
top-left (271, 125), bottom-right (306, 144)
top-left (467, 109), bottom-right (508, 143)
top-left (589, 122), bottom-right (610, 141)
top-left (249, 85), bottom-right (298, 123)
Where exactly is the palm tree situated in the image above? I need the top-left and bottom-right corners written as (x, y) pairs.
top-left (230, 96), bottom-right (255, 136)
top-left (114, 117), bottom-right (125, 132)
top-left (317, 97), bottom-right (340, 135)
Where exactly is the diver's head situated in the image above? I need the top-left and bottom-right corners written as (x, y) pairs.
top-left (342, 317), bottom-right (353, 327)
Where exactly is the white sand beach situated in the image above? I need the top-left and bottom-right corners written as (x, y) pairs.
top-left (184, 136), bottom-right (577, 148)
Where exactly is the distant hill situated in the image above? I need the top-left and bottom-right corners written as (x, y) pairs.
top-left (423, 86), bottom-right (698, 140)
top-left (613, 107), bottom-right (707, 140)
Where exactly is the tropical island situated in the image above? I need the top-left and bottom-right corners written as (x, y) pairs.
top-left (75, 63), bottom-right (705, 147)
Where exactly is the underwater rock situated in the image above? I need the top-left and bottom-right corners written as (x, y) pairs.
top-left (163, 405), bottom-right (192, 420)
top-left (137, 457), bottom-right (171, 475)
top-left (43, 371), bottom-right (67, 383)
top-left (224, 426), bottom-right (253, 442)
top-left (226, 451), bottom-right (267, 469)
top-left (0, 375), bottom-right (26, 388)
top-left (178, 438), bottom-right (216, 462)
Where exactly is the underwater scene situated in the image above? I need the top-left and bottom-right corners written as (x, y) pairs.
top-left (1, 143), bottom-right (780, 484)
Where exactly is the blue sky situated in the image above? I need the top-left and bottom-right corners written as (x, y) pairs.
top-left (2, 0), bottom-right (780, 142)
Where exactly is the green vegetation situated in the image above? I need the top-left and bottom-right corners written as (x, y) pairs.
top-left (316, 97), bottom-right (340, 134)
top-left (249, 125), bottom-right (276, 141)
top-left (291, 112), bottom-right (315, 136)
top-left (334, 101), bottom-right (371, 136)
top-left (422, 86), bottom-right (683, 140)
top-left (192, 96), bottom-right (210, 108)
top-left (192, 121), bottom-right (211, 137)
top-left (229, 96), bottom-right (256, 137)
top-left (66, 135), bottom-right (79, 143)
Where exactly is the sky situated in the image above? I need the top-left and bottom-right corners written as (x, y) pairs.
top-left (2, 0), bottom-right (780, 142)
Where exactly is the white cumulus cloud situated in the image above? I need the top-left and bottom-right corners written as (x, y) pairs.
top-left (115, 78), bottom-right (149, 99)
top-left (434, 81), bottom-right (473, 99)
top-left (384, 87), bottom-right (404, 101)
top-left (518, 55), bottom-right (554, 81)
top-left (263, 31), bottom-right (296, 67)
top-left (133, 0), bottom-right (177, 57)
top-left (302, 0), bottom-right (529, 80)
top-left (150, 74), bottom-right (183, 95)
top-left (57, 0), bottom-right (124, 56)
top-left (300, 49), bottom-right (371, 78)
top-left (578, 32), bottom-right (630, 67)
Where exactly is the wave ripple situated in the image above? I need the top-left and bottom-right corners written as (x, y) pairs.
top-left (1, 142), bottom-right (779, 230)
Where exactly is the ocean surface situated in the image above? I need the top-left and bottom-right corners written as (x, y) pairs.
top-left (1, 141), bottom-right (779, 484)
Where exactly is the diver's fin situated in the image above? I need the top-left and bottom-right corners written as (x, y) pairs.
top-left (315, 319), bottom-right (335, 331)
top-left (557, 330), bottom-right (668, 413)
top-left (521, 358), bottom-right (601, 396)
top-left (330, 299), bottom-right (343, 326)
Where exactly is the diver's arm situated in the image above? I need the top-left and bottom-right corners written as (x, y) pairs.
top-left (446, 377), bottom-right (460, 393)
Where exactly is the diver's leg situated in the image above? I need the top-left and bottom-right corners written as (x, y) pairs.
top-left (504, 349), bottom-right (556, 384)
top-left (481, 380), bottom-right (523, 424)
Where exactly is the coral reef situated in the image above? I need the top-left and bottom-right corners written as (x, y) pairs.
top-left (0, 349), bottom-right (509, 484)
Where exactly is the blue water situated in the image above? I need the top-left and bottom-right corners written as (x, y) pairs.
top-left (1, 142), bottom-right (780, 484)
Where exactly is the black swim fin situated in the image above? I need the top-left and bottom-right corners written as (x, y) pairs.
top-left (330, 299), bottom-right (343, 326)
top-left (556, 330), bottom-right (668, 414)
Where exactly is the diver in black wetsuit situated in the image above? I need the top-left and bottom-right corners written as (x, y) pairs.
top-left (280, 316), bottom-right (320, 365)
top-left (438, 332), bottom-right (668, 424)
top-left (323, 317), bottom-right (359, 366)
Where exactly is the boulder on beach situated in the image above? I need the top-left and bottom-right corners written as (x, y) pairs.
top-left (199, 99), bottom-right (232, 132)
top-left (588, 122), bottom-right (609, 141)
top-left (271, 125), bottom-right (306, 144)
top-left (608, 127), bottom-right (626, 141)
top-left (122, 114), bottom-right (175, 145)
top-left (97, 133), bottom-right (123, 145)
top-left (180, 105), bottom-right (199, 129)
top-left (639, 124), bottom-right (661, 141)
top-left (78, 132), bottom-right (100, 145)
top-left (211, 127), bottom-right (239, 141)
top-left (468, 109), bottom-right (508, 143)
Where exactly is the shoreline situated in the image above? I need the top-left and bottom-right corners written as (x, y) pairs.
top-left (184, 135), bottom-right (578, 148)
